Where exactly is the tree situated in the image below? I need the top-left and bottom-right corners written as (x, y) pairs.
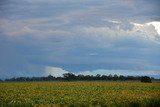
top-left (101, 75), bottom-right (107, 80)
top-left (46, 75), bottom-right (55, 81)
top-left (119, 75), bottom-right (125, 81)
top-left (113, 74), bottom-right (118, 81)
top-left (77, 74), bottom-right (84, 80)
top-left (140, 76), bottom-right (152, 83)
top-left (108, 74), bottom-right (113, 80)
top-left (84, 75), bottom-right (91, 80)
top-left (95, 74), bottom-right (101, 80)
top-left (63, 73), bottom-right (76, 81)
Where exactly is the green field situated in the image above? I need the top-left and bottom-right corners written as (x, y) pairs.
top-left (0, 81), bottom-right (160, 107)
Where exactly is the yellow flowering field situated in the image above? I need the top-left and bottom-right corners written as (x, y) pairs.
top-left (0, 81), bottom-right (160, 107)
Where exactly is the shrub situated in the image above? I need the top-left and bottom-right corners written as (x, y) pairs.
top-left (140, 76), bottom-right (152, 83)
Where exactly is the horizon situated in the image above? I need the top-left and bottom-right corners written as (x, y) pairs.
top-left (1, 70), bottom-right (160, 80)
top-left (0, 0), bottom-right (160, 79)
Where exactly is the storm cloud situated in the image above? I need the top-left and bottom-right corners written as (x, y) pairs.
top-left (0, 0), bottom-right (160, 79)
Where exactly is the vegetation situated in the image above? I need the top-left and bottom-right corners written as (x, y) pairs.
top-left (3, 73), bottom-right (157, 82)
top-left (0, 81), bottom-right (160, 107)
top-left (141, 76), bottom-right (152, 83)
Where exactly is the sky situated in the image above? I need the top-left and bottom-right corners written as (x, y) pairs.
top-left (0, 0), bottom-right (160, 79)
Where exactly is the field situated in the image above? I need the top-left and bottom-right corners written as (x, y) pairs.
top-left (0, 81), bottom-right (160, 107)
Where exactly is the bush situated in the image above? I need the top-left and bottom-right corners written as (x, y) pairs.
top-left (141, 76), bottom-right (152, 83)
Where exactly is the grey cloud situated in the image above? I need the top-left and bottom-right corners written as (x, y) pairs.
top-left (0, 0), bottom-right (160, 79)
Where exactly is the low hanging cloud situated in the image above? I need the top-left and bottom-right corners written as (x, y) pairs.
top-left (78, 70), bottom-right (160, 77)
top-left (45, 66), bottom-right (69, 77)
top-left (45, 66), bottom-right (160, 77)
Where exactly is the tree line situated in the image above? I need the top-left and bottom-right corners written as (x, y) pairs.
top-left (2, 73), bottom-right (157, 82)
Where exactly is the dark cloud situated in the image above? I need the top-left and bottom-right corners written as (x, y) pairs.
top-left (0, 0), bottom-right (160, 78)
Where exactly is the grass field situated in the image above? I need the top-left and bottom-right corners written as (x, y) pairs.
top-left (0, 81), bottom-right (160, 107)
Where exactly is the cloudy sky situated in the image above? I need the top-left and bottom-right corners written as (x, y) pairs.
top-left (0, 0), bottom-right (160, 79)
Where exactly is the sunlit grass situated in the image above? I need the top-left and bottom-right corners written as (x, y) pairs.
top-left (0, 81), bottom-right (160, 107)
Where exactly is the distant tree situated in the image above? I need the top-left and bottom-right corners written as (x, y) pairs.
top-left (119, 75), bottom-right (125, 81)
top-left (141, 76), bottom-right (152, 83)
top-left (4, 72), bottom-right (156, 82)
top-left (95, 74), bottom-right (101, 80)
top-left (84, 75), bottom-right (91, 80)
top-left (46, 75), bottom-right (55, 81)
top-left (63, 73), bottom-right (76, 81)
top-left (113, 74), bottom-right (118, 81)
top-left (127, 76), bottom-right (134, 80)
top-left (56, 77), bottom-right (63, 81)
top-left (77, 74), bottom-right (84, 80)
top-left (108, 74), bottom-right (113, 80)
top-left (101, 75), bottom-right (107, 80)
top-left (16, 77), bottom-right (27, 81)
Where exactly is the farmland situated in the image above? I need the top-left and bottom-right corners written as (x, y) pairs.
top-left (0, 81), bottom-right (160, 107)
